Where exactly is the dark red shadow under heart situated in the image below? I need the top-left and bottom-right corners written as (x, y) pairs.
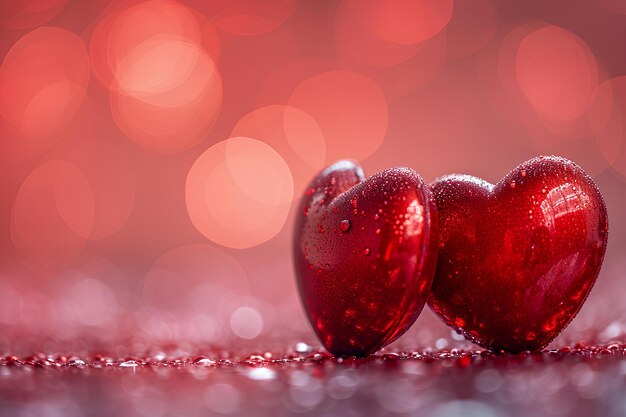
top-left (293, 161), bottom-right (438, 357)
top-left (428, 156), bottom-right (609, 353)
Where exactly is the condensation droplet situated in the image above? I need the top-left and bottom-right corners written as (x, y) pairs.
top-left (339, 219), bottom-right (351, 232)
top-left (363, 247), bottom-right (371, 256)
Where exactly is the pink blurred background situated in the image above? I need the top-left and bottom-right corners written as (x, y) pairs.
top-left (0, 0), bottom-right (625, 353)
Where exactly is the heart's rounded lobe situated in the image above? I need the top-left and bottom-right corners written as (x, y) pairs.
top-left (293, 161), bottom-right (439, 357)
top-left (428, 156), bottom-right (609, 353)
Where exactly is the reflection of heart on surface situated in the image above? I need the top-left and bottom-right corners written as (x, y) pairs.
top-left (293, 160), bottom-right (439, 357)
top-left (428, 156), bottom-right (609, 353)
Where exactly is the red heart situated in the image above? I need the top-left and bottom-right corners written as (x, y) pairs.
top-left (428, 156), bottom-right (608, 353)
top-left (293, 161), bottom-right (439, 357)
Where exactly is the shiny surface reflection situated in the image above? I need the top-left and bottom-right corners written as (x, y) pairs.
top-left (0, 343), bottom-right (625, 417)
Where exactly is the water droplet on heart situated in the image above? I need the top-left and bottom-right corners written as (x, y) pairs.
top-left (521, 170), bottom-right (527, 177)
top-left (375, 228), bottom-right (381, 235)
top-left (374, 213), bottom-right (380, 220)
top-left (510, 181), bottom-right (516, 189)
top-left (303, 207), bottom-right (309, 216)
top-left (363, 247), bottom-right (371, 256)
top-left (339, 219), bottom-right (351, 232)
top-left (318, 225), bottom-right (325, 233)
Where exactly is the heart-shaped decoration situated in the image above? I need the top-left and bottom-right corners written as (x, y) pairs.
top-left (293, 160), bottom-right (439, 357)
top-left (428, 156), bottom-right (608, 353)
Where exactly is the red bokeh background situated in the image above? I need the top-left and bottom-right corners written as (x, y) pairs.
top-left (1, 0), bottom-right (625, 353)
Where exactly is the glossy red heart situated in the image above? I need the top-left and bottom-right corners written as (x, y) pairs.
top-left (293, 160), bottom-right (439, 357)
top-left (428, 156), bottom-right (608, 353)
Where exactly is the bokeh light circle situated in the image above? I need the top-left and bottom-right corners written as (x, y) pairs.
top-left (186, 137), bottom-right (293, 249)
top-left (11, 161), bottom-right (95, 271)
top-left (0, 0), bottom-right (69, 30)
top-left (66, 278), bottom-right (118, 326)
top-left (230, 306), bottom-right (263, 339)
top-left (368, 0), bottom-right (453, 45)
top-left (110, 36), bottom-right (222, 153)
top-left (0, 27), bottom-right (89, 142)
top-left (515, 26), bottom-right (599, 121)
top-left (231, 105), bottom-right (325, 195)
top-left (287, 70), bottom-right (388, 161)
top-left (89, 0), bottom-right (205, 89)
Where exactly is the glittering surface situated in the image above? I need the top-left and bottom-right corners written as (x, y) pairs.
top-left (1, 342), bottom-right (626, 417)
top-left (429, 156), bottom-right (609, 352)
top-left (293, 161), bottom-right (438, 357)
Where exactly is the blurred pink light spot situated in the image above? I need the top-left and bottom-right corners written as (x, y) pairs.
top-left (68, 278), bottom-right (118, 326)
top-left (186, 137), bottom-right (293, 249)
top-left (89, 0), bottom-right (205, 89)
top-left (515, 26), bottom-right (599, 121)
top-left (143, 244), bottom-right (249, 312)
top-left (110, 36), bottom-right (222, 153)
top-left (231, 105), bottom-right (326, 196)
top-left (590, 77), bottom-right (626, 178)
top-left (213, 0), bottom-right (299, 36)
top-left (11, 161), bottom-right (95, 271)
top-left (287, 70), bottom-right (388, 161)
top-left (368, 0), bottom-right (453, 45)
top-left (0, 27), bottom-right (89, 144)
top-left (0, 0), bottom-right (69, 30)
top-left (230, 306), bottom-right (263, 339)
